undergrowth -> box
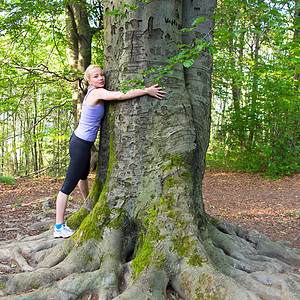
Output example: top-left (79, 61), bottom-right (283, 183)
top-left (206, 146), bottom-right (299, 179)
top-left (0, 175), bottom-right (16, 185)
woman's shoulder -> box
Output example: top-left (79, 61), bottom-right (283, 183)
top-left (88, 87), bottom-right (108, 96)
top-left (85, 88), bottom-right (106, 106)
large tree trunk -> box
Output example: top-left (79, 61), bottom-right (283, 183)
top-left (0, 1), bottom-right (299, 299)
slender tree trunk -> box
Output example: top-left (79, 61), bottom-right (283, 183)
top-left (11, 114), bottom-right (18, 176)
top-left (294, 0), bottom-right (299, 89)
top-left (66, 0), bottom-right (92, 127)
top-left (229, 23), bottom-right (245, 147)
top-left (24, 112), bottom-right (31, 175)
top-left (248, 26), bottom-right (260, 147)
top-left (33, 89), bottom-right (38, 174)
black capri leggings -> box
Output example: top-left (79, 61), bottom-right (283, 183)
top-left (60, 133), bottom-right (94, 195)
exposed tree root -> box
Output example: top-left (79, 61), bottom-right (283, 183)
top-left (0, 214), bottom-right (299, 299)
top-left (114, 266), bottom-right (169, 299)
top-left (171, 258), bottom-right (260, 299)
top-left (203, 216), bottom-right (300, 299)
top-left (0, 231), bottom-right (63, 272)
top-left (0, 230), bottom-right (103, 297)
top-left (1, 178), bottom-right (299, 300)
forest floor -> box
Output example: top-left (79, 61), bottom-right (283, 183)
top-left (0, 168), bottom-right (299, 298)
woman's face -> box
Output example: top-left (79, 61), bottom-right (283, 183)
top-left (88, 67), bottom-right (105, 88)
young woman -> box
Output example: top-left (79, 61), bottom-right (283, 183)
top-left (54, 65), bottom-right (166, 238)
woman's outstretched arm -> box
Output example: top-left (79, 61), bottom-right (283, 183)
top-left (87, 84), bottom-right (166, 105)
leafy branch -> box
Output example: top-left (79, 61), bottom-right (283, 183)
top-left (0, 61), bottom-right (81, 83)
top-left (119, 16), bottom-right (217, 91)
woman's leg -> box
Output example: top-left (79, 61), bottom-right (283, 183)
top-left (54, 191), bottom-right (75, 238)
top-left (56, 191), bottom-right (69, 224)
top-left (78, 179), bottom-right (89, 199)
top-left (57, 134), bottom-right (93, 226)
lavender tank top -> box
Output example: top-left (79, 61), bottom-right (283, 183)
top-left (74, 88), bottom-right (105, 142)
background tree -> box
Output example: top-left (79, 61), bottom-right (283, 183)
top-left (0, 0), bottom-right (299, 299)
top-left (0, 0), bottom-right (103, 177)
top-left (210, 0), bottom-right (300, 176)
top-left (65, 0), bottom-right (104, 125)
top-left (0, 0), bottom-right (73, 177)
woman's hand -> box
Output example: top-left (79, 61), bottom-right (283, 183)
top-left (146, 84), bottom-right (167, 100)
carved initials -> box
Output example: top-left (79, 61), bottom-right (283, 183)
top-left (165, 17), bottom-right (181, 30)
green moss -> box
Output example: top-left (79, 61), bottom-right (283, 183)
top-left (132, 202), bottom-right (167, 278)
top-left (67, 175), bottom-right (104, 229)
top-left (172, 234), bottom-right (206, 267)
top-left (166, 210), bottom-right (179, 220)
top-left (194, 274), bottom-right (223, 300)
top-left (108, 138), bottom-right (116, 175)
top-left (83, 254), bottom-right (94, 263)
top-left (132, 231), bottom-right (165, 279)
top-left (165, 177), bottom-right (181, 189)
top-left (29, 283), bottom-right (40, 290)
top-left (181, 170), bottom-right (191, 180)
top-left (161, 154), bottom-right (193, 194)
top-left (160, 194), bottom-right (176, 209)
top-left (210, 218), bottom-right (220, 225)
top-left (67, 208), bottom-right (90, 229)
top-left (0, 282), bottom-right (6, 290)
top-left (72, 191), bottom-right (111, 243)
top-left (89, 178), bottom-right (104, 203)
top-left (124, 177), bottom-right (132, 187)
top-left (108, 209), bottom-right (126, 229)
top-left (162, 153), bottom-right (185, 171)
top-left (189, 253), bottom-right (205, 266)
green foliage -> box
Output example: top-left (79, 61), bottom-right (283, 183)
top-left (0, 174), bottom-right (16, 185)
top-left (0, 0), bottom-right (103, 177)
top-left (0, 0), bottom-right (74, 177)
top-left (0, 0), bottom-right (298, 180)
top-left (210, 0), bottom-right (299, 177)
top-left (105, 3), bottom-right (138, 18)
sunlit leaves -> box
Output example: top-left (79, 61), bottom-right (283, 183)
top-left (0, 0), bottom-right (73, 177)
top-left (104, 2), bottom-right (138, 18)
top-left (192, 16), bottom-right (205, 26)
top-left (211, 0), bottom-right (300, 176)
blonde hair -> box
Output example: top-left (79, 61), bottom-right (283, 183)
top-left (84, 65), bottom-right (102, 81)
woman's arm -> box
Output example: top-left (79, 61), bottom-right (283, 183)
top-left (87, 84), bottom-right (166, 105)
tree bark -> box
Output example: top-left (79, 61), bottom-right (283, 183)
top-left (66, 0), bottom-right (92, 126)
top-left (0, 0), bottom-right (299, 299)
top-left (293, 0), bottom-right (299, 89)
top-left (228, 7), bottom-right (246, 148)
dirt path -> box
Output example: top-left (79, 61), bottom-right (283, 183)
top-left (0, 169), bottom-right (299, 249)
top-left (203, 169), bottom-right (300, 249)
top-left (0, 176), bottom-right (84, 242)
